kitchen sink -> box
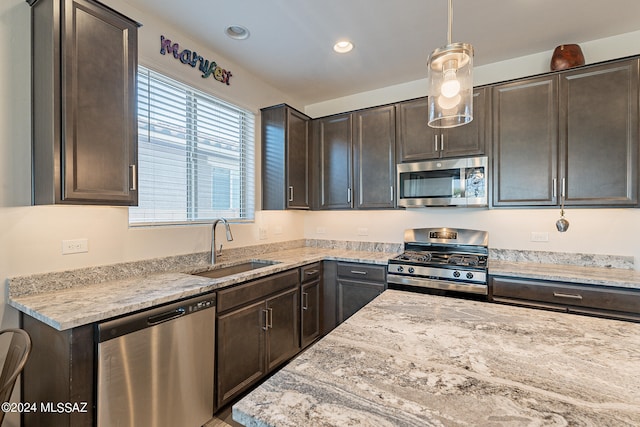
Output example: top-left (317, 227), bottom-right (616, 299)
top-left (193, 260), bottom-right (278, 279)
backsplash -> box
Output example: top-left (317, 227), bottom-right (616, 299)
top-left (305, 239), bottom-right (403, 253)
top-left (490, 248), bottom-right (634, 270)
top-left (7, 238), bottom-right (633, 298)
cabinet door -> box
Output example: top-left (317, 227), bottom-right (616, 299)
top-left (337, 279), bottom-right (384, 323)
top-left (287, 108), bottom-right (310, 208)
top-left (315, 114), bottom-right (353, 209)
top-left (492, 75), bottom-right (559, 206)
top-left (560, 59), bottom-right (639, 206)
top-left (216, 300), bottom-right (266, 408)
top-left (321, 261), bottom-right (338, 335)
top-left (266, 287), bottom-right (300, 371)
top-left (301, 279), bottom-right (322, 348)
top-left (62, 0), bottom-right (138, 204)
top-left (353, 105), bottom-right (396, 209)
top-left (442, 88), bottom-right (488, 158)
top-left (396, 97), bottom-right (439, 161)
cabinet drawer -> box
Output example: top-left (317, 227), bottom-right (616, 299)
top-left (301, 262), bottom-right (321, 283)
top-left (217, 270), bottom-right (298, 313)
top-left (337, 262), bottom-right (386, 282)
top-left (492, 276), bottom-right (640, 314)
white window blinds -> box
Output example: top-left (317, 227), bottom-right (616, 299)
top-left (129, 67), bottom-right (255, 225)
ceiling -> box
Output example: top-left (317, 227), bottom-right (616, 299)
top-left (122, 0), bottom-right (640, 106)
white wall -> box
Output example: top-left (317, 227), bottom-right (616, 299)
top-left (0, 0), bottom-right (306, 333)
top-left (305, 30), bottom-right (640, 117)
top-left (2, 0), bottom-right (640, 336)
top-left (303, 31), bottom-right (640, 268)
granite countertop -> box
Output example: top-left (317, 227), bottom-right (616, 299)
top-left (489, 260), bottom-right (640, 289)
top-left (8, 241), bottom-right (640, 331)
top-left (233, 289), bottom-right (640, 426)
top-left (7, 247), bottom-right (394, 331)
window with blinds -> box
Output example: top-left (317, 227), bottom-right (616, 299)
top-left (129, 67), bottom-right (255, 225)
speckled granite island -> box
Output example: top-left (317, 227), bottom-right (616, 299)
top-left (233, 290), bottom-right (640, 426)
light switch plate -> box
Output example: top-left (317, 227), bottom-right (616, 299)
top-left (530, 232), bottom-right (549, 242)
top-left (62, 238), bottom-right (89, 254)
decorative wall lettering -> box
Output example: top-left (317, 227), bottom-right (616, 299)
top-left (160, 35), bottom-right (233, 85)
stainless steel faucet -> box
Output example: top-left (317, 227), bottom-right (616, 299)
top-left (211, 218), bottom-right (234, 264)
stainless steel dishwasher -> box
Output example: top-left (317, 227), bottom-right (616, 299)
top-left (96, 293), bottom-right (216, 427)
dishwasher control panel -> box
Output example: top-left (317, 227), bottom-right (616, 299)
top-left (188, 297), bottom-right (216, 313)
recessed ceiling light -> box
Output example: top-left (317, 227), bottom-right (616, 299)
top-left (333, 40), bottom-right (354, 53)
top-left (225, 25), bottom-right (250, 40)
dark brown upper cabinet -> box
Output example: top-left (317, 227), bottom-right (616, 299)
top-left (559, 59), bottom-right (639, 206)
top-left (396, 88), bottom-right (488, 162)
top-left (312, 113), bottom-right (353, 210)
top-left (492, 75), bottom-right (559, 206)
top-left (353, 105), bottom-right (396, 209)
top-left (493, 57), bottom-right (639, 207)
top-left (261, 104), bottom-right (311, 210)
top-left (29, 0), bottom-right (140, 205)
top-left (311, 105), bottom-right (396, 210)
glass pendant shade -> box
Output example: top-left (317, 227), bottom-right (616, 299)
top-left (427, 42), bottom-right (473, 128)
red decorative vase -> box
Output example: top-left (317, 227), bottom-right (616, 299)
top-left (550, 44), bottom-right (585, 71)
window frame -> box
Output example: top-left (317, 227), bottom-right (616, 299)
top-left (129, 66), bottom-right (256, 227)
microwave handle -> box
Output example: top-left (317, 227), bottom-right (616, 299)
top-left (460, 167), bottom-right (467, 198)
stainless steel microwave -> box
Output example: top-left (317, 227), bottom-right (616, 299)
top-left (397, 156), bottom-right (488, 207)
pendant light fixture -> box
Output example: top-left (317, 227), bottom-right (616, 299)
top-left (427, 0), bottom-right (474, 128)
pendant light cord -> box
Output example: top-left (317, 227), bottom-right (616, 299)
top-left (447, 0), bottom-right (453, 45)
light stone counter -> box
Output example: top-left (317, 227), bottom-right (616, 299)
top-left (489, 260), bottom-right (640, 289)
top-left (7, 246), bottom-right (395, 330)
top-left (233, 289), bottom-right (640, 427)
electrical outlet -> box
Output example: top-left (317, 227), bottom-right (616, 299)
top-left (273, 226), bottom-right (283, 235)
top-left (316, 227), bottom-right (327, 234)
top-left (62, 238), bottom-right (89, 255)
top-left (357, 227), bottom-right (369, 236)
top-left (530, 232), bottom-right (549, 242)
top-left (258, 228), bottom-right (268, 240)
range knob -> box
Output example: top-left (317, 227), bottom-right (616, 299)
top-left (408, 267), bottom-right (415, 274)
top-left (466, 272), bottom-right (474, 280)
top-left (453, 271), bottom-right (461, 278)
top-left (397, 266), bottom-right (404, 273)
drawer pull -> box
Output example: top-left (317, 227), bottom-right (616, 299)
top-left (302, 292), bottom-right (309, 310)
top-left (350, 270), bottom-right (368, 275)
top-left (267, 308), bottom-right (273, 329)
top-left (553, 292), bottom-right (583, 300)
top-left (262, 309), bottom-right (269, 331)
top-left (305, 270), bottom-right (319, 275)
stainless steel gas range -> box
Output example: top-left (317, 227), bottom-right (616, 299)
top-left (388, 227), bottom-right (489, 295)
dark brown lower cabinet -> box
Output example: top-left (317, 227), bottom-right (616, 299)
top-left (215, 270), bottom-right (300, 409)
top-left (21, 317), bottom-right (94, 427)
top-left (300, 263), bottom-right (322, 348)
top-left (336, 262), bottom-right (387, 324)
top-left (491, 276), bottom-right (640, 322)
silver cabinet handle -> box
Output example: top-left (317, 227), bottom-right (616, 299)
top-left (552, 178), bottom-right (557, 198)
top-left (561, 178), bottom-right (566, 199)
top-left (267, 307), bottom-right (273, 329)
top-left (553, 292), bottom-right (583, 300)
top-left (262, 309), bottom-right (269, 331)
top-left (288, 186), bottom-right (294, 202)
top-left (347, 188), bottom-right (352, 203)
top-left (350, 270), bottom-right (368, 275)
top-left (302, 292), bottom-right (309, 310)
top-left (390, 186), bottom-right (394, 202)
top-left (440, 133), bottom-right (444, 151)
top-left (129, 165), bottom-right (137, 191)
top-left (305, 270), bottom-right (319, 276)
top-left (434, 134), bottom-right (439, 152)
